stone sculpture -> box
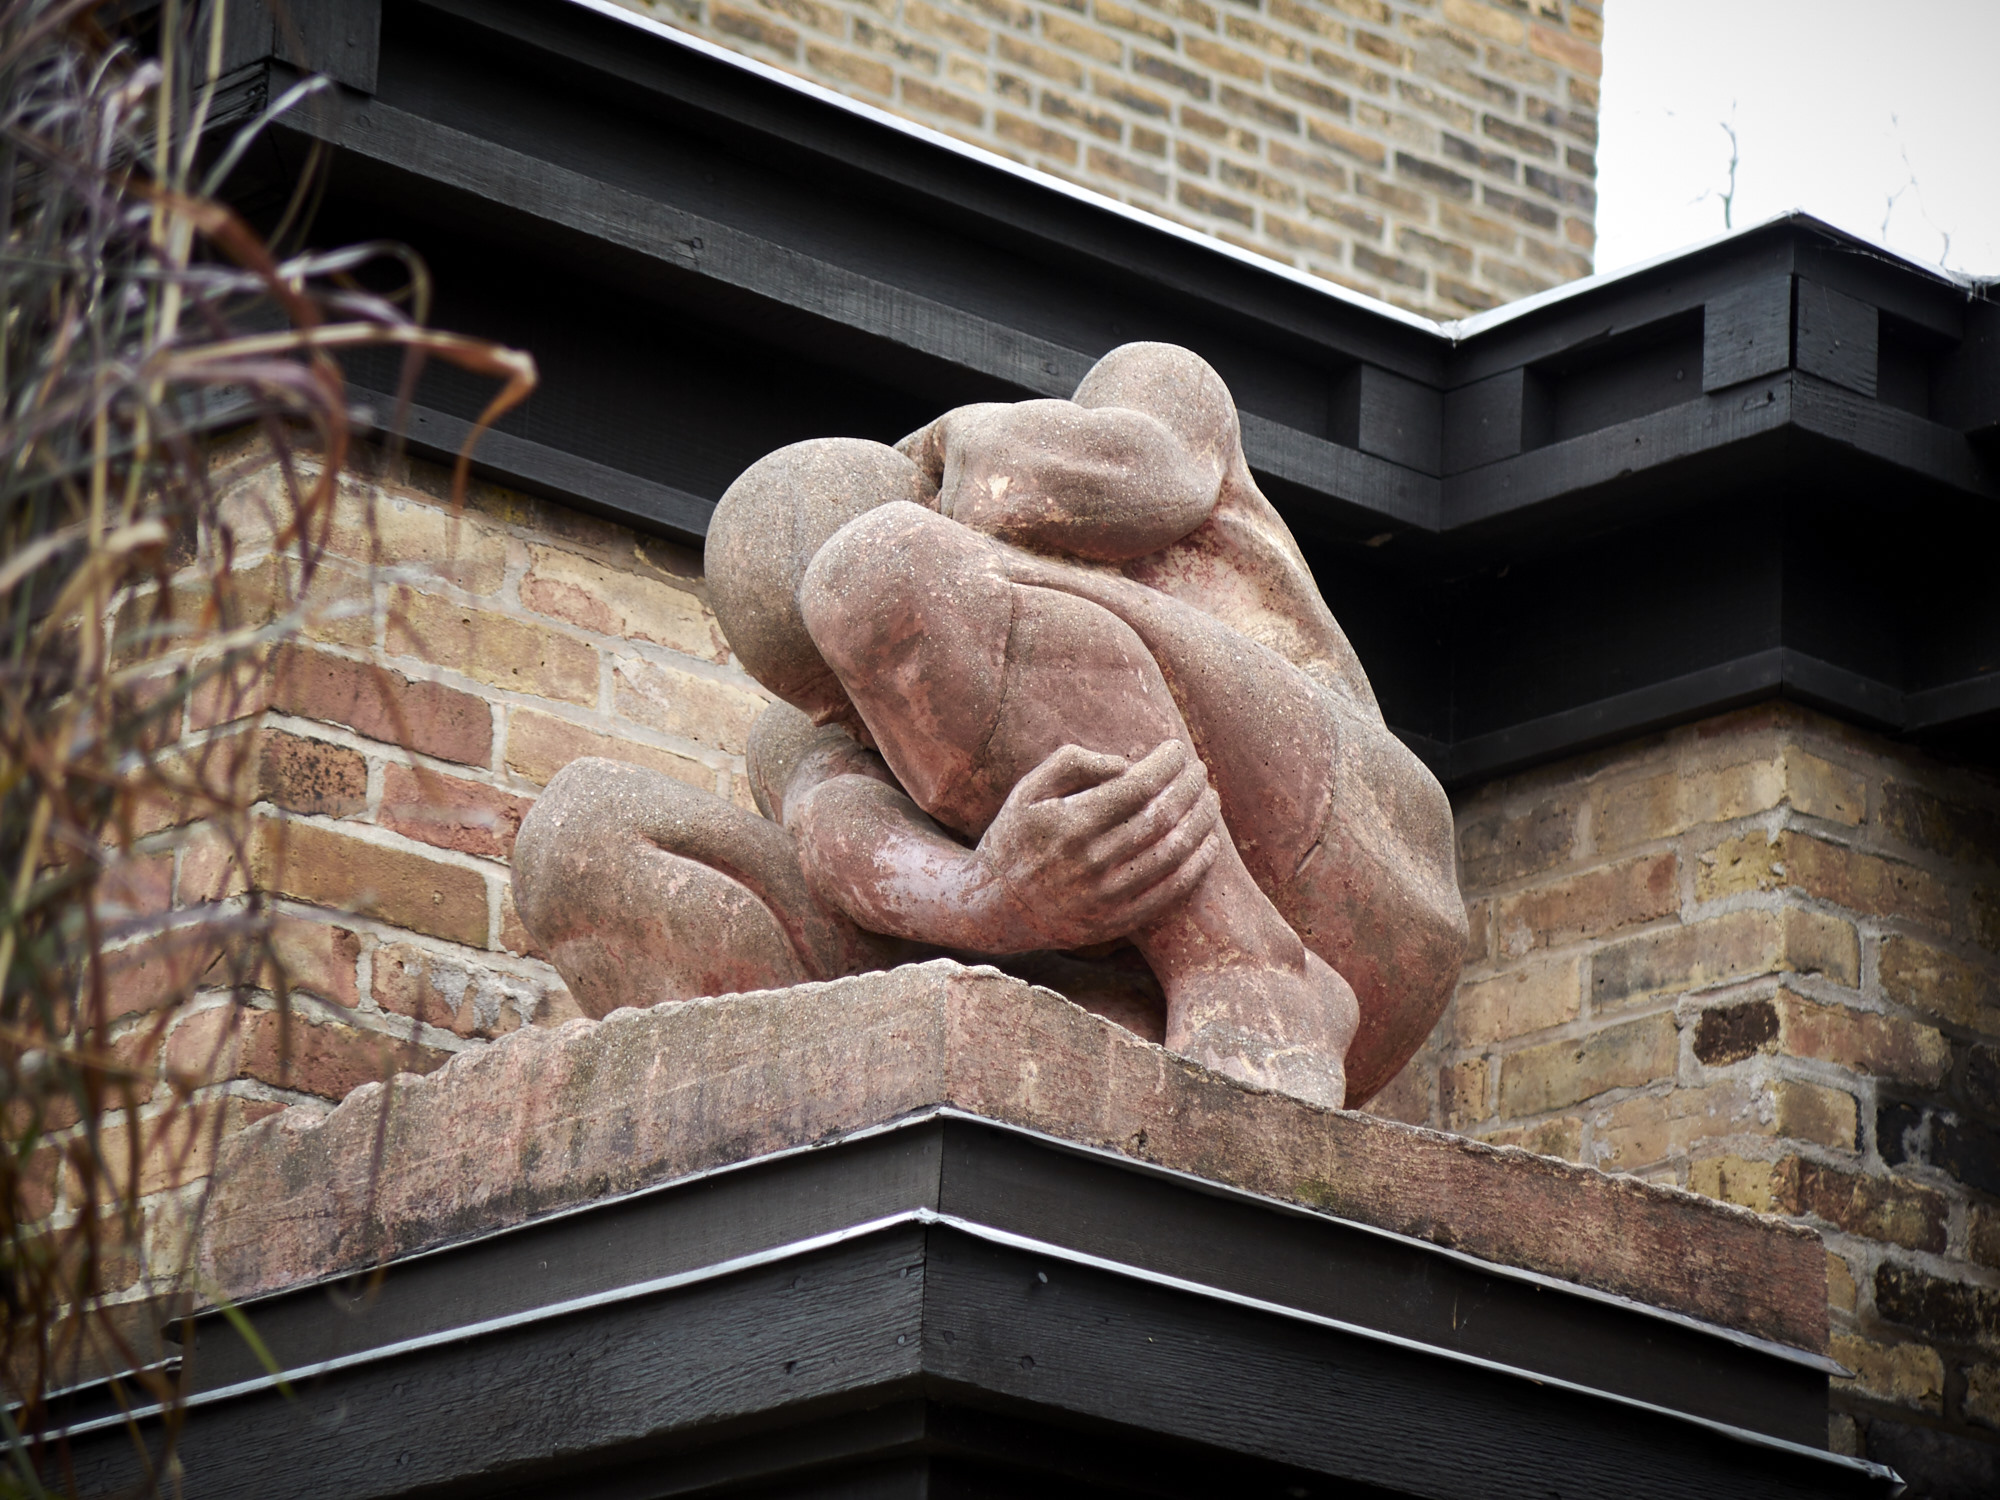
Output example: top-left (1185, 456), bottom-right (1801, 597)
top-left (513, 343), bottom-right (1465, 1107)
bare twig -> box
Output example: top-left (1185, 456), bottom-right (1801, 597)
top-left (0, 2), bottom-right (535, 1489)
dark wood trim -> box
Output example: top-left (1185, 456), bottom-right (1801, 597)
top-left (205, 0), bottom-right (2000, 787)
top-left (52, 1115), bottom-right (1897, 1499)
top-left (361, 394), bottom-right (717, 544)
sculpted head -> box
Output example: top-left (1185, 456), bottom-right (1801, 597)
top-left (1073, 342), bottom-right (1246, 487)
top-left (706, 437), bottom-right (932, 734)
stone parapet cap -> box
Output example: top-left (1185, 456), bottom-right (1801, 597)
top-left (200, 960), bottom-right (1828, 1352)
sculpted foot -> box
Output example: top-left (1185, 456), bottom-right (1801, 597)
top-left (1138, 843), bottom-right (1359, 1108)
top-left (1173, 952), bottom-right (1357, 1108)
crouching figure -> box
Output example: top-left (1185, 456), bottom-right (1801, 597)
top-left (512, 343), bottom-right (1465, 1108)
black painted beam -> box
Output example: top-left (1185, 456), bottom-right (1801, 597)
top-left (49, 1115), bottom-right (1895, 1499)
top-left (207, 0), bottom-right (2000, 785)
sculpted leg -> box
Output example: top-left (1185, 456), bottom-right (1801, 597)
top-left (800, 501), bottom-right (1358, 1105)
top-left (512, 756), bottom-right (898, 1019)
top-left (992, 555), bottom-right (1465, 1106)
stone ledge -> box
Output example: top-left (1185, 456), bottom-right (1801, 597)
top-left (200, 959), bottom-right (1827, 1351)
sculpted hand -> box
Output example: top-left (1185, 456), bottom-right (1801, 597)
top-left (975, 740), bottom-right (1223, 950)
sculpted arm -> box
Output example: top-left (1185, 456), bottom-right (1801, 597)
top-left (900, 400), bottom-right (1222, 561)
top-left (786, 740), bottom-right (1224, 955)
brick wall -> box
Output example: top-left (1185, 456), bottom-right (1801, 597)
top-left (70, 435), bottom-right (776, 1353)
top-left (611, 0), bottom-right (1600, 315)
top-left (86, 435), bottom-right (1999, 1491)
top-left (1365, 703), bottom-right (2000, 1487)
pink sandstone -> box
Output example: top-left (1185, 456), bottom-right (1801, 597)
top-left (198, 960), bottom-right (1828, 1353)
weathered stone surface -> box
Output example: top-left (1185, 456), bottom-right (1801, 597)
top-left (517, 344), bottom-right (1465, 1112)
top-left (199, 961), bottom-right (1828, 1352)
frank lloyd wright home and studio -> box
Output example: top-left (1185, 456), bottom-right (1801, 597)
top-left (53, 2), bottom-right (2000, 1496)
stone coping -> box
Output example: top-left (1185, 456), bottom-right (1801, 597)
top-left (200, 960), bottom-right (1828, 1352)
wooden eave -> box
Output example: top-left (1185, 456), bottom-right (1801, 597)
top-left (214, 0), bottom-right (2000, 785)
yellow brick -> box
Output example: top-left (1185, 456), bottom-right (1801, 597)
top-left (805, 42), bottom-right (893, 95)
top-left (1451, 956), bottom-right (1580, 1045)
top-left (1594, 757), bottom-right (1783, 851)
top-left (1972, 886), bottom-right (2000, 953)
top-left (1440, 1055), bottom-right (1489, 1131)
top-left (326, 483), bottom-right (510, 595)
top-left (1590, 910), bottom-right (1780, 1009)
top-left (519, 547), bottom-right (731, 662)
top-left (1269, 0), bottom-right (1346, 42)
top-left (1494, 853), bottom-right (1677, 954)
top-left (612, 657), bottom-right (770, 753)
top-left (906, 0), bottom-right (990, 50)
top-left (1696, 824), bottom-right (1944, 928)
top-left (1788, 833), bottom-right (1950, 928)
top-left (1688, 1154), bottom-right (1778, 1212)
top-left (1224, 15), bottom-right (1307, 63)
top-left (1591, 1080), bottom-right (1762, 1175)
top-left (997, 33), bottom-right (1085, 87)
top-left (291, 562), bottom-right (372, 651)
top-left (1184, 35), bottom-right (1264, 81)
top-left (389, 589), bottom-right (599, 706)
top-left (1042, 11), bottom-right (1123, 62)
top-left (1696, 830), bottom-right (1784, 902)
top-left (1498, 1012), bottom-right (1677, 1117)
top-left (1831, 1333), bottom-right (1943, 1414)
top-left (1827, 1250), bottom-right (1858, 1314)
top-left (1782, 907), bottom-right (1859, 987)
top-left (1362, 1058), bottom-right (1431, 1126)
top-left (1978, 1200), bottom-right (2000, 1273)
top-left (762, 0), bottom-right (843, 37)
top-left (1441, 0), bottom-right (1524, 47)
top-left (1530, 22), bottom-right (1601, 78)
top-left (1879, 935), bottom-right (1999, 1032)
top-left (260, 819), bottom-right (491, 947)
top-left (1593, 907), bottom-right (1854, 1010)
top-left (504, 708), bottom-right (716, 792)
top-left (1478, 1116), bottom-right (1582, 1160)
top-left (1775, 990), bottom-right (1951, 1088)
top-left (1771, 1078), bottom-right (1857, 1150)
top-left (1783, 745), bottom-right (1867, 825)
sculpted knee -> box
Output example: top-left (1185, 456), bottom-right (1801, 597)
top-left (514, 759), bottom-right (818, 1017)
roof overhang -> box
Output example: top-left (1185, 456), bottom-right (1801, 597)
top-left (50, 1112), bottom-right (1897, 1498)
top-left (218, 0), bottom-right (2000, 785)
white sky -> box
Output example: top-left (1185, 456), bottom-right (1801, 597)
top-left (1596, 0), bottom-right (2000, 280)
